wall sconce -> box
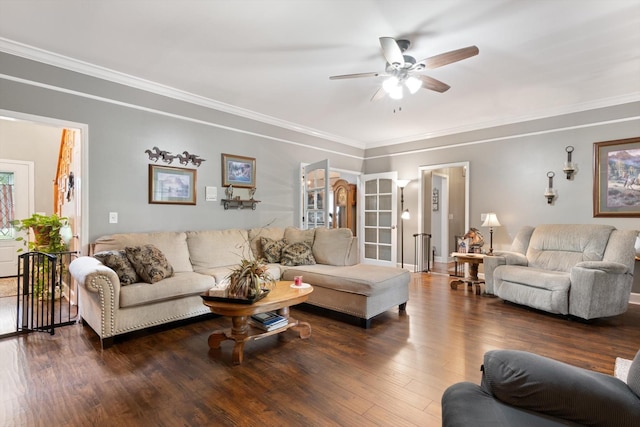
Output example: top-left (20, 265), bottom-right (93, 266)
top-left (397, 179), bottom-right (410, 268)
top-left (544, 171), bottom-right (556, 204)
top-left (563, 145), bottom-right (576, 179)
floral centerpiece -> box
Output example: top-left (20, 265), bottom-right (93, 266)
top-left (227, 258), bottom-right (275, 299)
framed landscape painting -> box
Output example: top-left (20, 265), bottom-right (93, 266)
top-left (149, 165), bottom-right (196, 205)
top-left (222, 153), bottom-right (256, 188)
top-left (593, 137), bottom-right (640, 217)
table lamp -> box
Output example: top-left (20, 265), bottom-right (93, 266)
top-left (481, 213), bottom-right (501, 255)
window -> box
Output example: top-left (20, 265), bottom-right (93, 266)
top-left (0, 172), bottom-right (15, 239)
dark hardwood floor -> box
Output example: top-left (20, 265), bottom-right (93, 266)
top-left (1, 272), bottom-right (639, 426)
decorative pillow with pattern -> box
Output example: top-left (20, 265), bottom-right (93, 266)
top-left (93, 250), bottom-right (140, 285)
top-left (124, 244), bottom-right (174, 284)
top-left (280, 242), bottom-right (316, 266)
top-left (260, 237), bottom-right (287, 263)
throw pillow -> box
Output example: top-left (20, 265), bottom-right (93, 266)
top-left (627, 349), bottom-right (640, 397)
top-left (260, 237), bottom-right (287, 263)
top-left (93, 250), bottom-right (140, 285)
top-left (280, 242), bottom-right (316, 266)
top-left (125, 244), bottom-right (174, 284)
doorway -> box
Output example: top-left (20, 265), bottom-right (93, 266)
top-left (0, 111), bottom-right (87, 337)
top-left (419, 162), bottom-right (469, 275)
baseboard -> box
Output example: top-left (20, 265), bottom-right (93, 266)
top-left (629, 292), bottom-right (640, 305)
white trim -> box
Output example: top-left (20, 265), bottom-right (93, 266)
top-left (0, 73), bottom-right (363, 161)
top-left (2, 37), bottom-right (638, 152)
top-left (0, 37), bottom-right (364, 150)
top-left (365, 116), bottom-right (640, 160)
top-left (629, 293), bottom-right (640, 305)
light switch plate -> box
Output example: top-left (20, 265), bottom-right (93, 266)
top-left (205, 186), bottom-right (217, 201)
top-left (109, 212), bottom-right (118, 223)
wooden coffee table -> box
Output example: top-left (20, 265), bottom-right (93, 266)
top-left (202, 281), bottom-right (313, 364)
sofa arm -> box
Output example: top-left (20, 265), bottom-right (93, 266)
top-left (481, 349), bottom-right (640, 426)
top-left (69, 256), bottom-right (121, 293)
top-left (483, 252), bottom-right (527, 295)
top-left (569, 263), bottom-right (633, 319)
top-left (575, 260), bottom-right (629, 275)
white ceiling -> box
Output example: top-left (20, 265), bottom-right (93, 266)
top-left (1, 0), bottom-right (639, 149)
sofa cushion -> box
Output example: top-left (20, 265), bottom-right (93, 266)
top-left (186, 229), bottom-right (248, 269)
top-left (260, 237), bottom-right (287, 263)
top-left (248, 227), bottom-right (285, 260)
top-left (494, 266), bottom-right (571, 292)
top-left (481, 349), bottom-right (640, 427)
top-left (284, 227), bottom-right (315, 245)
top-left (93, 250), bottom-right (140, 285)
top-left (281, 264), bottom-right (409, 297)
top-left (92, 231), bottom-right (193, 273)
top-left (526, 224), bottom-right (614, 272)
top-left (125, 244), bottom-right (174, 284)
top-left (628, 349), bottom-right (640, 398)
top-left (312, 227), bottom-right (357, 266)
top-left (281, 242), bottom-right (316, 266)
top-left (119, 271), bottom-right (214, 307)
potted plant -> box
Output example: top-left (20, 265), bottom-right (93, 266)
top-left (11, 213), bottom-right (70, 299)
top-left (11, 213), bottom-right (69, 253)
top-left (227, 258), bottom-right (275, 300)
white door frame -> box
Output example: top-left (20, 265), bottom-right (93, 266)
top-left (418, 162), bottom-right (469, 265)
top-left (0, 109), bottom-right (89, 255)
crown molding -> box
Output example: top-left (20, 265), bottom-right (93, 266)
top-left (0, 37), bottom-right (366, 150)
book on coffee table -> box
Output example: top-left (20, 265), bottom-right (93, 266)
top-left (249, 318), bottom-right (289, 331)
top-left (251, 311), bottom-right (286, 326)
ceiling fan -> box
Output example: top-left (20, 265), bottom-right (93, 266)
top-left (329, 37), bottom-right (479, 101)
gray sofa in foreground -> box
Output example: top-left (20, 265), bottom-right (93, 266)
top-left (442, 349), bottom-right (640, 427)
top-left (484, 224), bottom-right (638, 319)
top-left (69, 226), bottom-right (410, 347)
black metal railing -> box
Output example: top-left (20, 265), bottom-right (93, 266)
top-left (17, 251), bottom-right (79, 335)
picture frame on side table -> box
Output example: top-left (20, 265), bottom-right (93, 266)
top-left (222, 154), bottom-right (256, 188)
top-left (593, 137), bottom-right (640, 217)
top-left (149, 164), bottom-right (197, 205)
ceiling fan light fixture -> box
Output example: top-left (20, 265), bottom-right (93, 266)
top-left (382, 76), bottom-right (399, 94)
top-left (405, 76), bottom-right (422, 94)
top-left (389, 85), bottom-right (403, 100)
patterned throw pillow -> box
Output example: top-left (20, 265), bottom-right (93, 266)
top-left (93, 250), bottom-right (140, 285)
top-left (260, 237), bottom-right (287, 263)
top-left (280, 242), bottom-right (316, 266)
top-left (124, 244), bottom-right (174, 284)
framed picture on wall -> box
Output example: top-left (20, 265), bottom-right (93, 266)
top-left (149, 165), bottom-right (197, 205)
top-left (593, 137), bottom-right (640, 217)
top-left (221, 153), bottom-right (256, 188)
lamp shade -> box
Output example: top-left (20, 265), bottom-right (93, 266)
top-left (482, 213), bottom-right (501, 228)
top-left (396, 179), bottom-right (410, 188)
top-left (401, 209), bottom-right (410, 220)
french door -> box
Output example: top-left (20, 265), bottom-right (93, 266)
top-left (302, 159), bottom-right (330, 230)
top-left (360, 172), bottom-right (398, 267)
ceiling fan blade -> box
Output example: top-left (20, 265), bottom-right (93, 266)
top-left (419, 46), bottom-right (479, 70)
top-left (418, 75), bottom-right (450, 93)
top-left (329, 72), bottom-right (381, 80)
top-left (379, 37), bottom-right (405, 69)
top-left (370, 87), bottom-right (386, 102)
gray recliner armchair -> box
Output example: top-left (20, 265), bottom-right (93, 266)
top-left (484, 224), bottom-right (638, 319)
top-left (442, 349), bottom-right (640, 427)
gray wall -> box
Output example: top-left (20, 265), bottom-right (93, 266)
top-left (0, 52), bottom-right (364, 243)
top-left (1, 51), bottom-right (638, 268)
top-left (365, 102), bottom-right (640, 266)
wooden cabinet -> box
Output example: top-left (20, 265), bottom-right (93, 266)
top-left (332, 179), bottom-right (356, 235)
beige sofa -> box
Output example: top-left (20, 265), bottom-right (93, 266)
top-left (69, 227), bottom-right (410, 347)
